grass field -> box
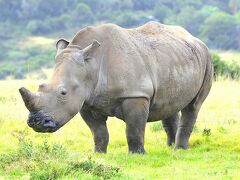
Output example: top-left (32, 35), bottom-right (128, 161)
top-left (0, 78), bottom-right (240, 179)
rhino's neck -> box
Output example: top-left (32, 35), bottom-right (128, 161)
top-left (85, 53), bottom-right (107, 105)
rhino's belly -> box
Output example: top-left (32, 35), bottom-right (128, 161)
top-left (148, 101), bottom-right (186, 122)
top-left (148, 97), bottom-right (192, 122)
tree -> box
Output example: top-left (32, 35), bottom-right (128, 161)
top-left (0, 0), bottom-right (22, 21)
top-left (200, 12), bottom-right (240, 50)
top-left (153, 4), bottom-right (173, 22)
top-left (73, 3), bottom-right (95, 25)
top-left (115, 11), bottom-right (146, 27)
top-left (132, 0), bottom-right (156, 10)
top-left (172, 6), bottom-right (220, 36)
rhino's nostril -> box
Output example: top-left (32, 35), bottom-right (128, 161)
top-left (44, 119), bottom-right (50, 123)
top-left (43, 119), bottom-right (56, 128)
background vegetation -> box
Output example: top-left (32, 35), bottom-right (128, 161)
top-left (1, 0), bottom-right (240, 79)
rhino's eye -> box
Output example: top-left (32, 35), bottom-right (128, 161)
top-left (61, 90), bottom-right (67, 95)
top-left (58, 87), bottom-right (67, 96)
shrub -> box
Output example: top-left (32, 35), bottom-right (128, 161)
top-left (228, 60), bottom-right (240, 79)
top-left (69, 156), bottom-right (121, 179)
top-left (211, 53), bottom-right (240, 79)
top-left (0, 133), bottom-right (123, 179)
top-left (211, 53), bottom-right (228, 78)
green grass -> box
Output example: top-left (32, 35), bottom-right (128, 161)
top-left (0, 79), bottom-right (240, 179)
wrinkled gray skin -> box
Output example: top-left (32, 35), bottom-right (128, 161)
top-left (19, 22), bottom-right (213, 153)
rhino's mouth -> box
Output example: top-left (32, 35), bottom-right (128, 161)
top-left (27, 112), bottom-right (59, 133)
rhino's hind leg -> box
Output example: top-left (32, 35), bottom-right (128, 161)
top-left (162, 113), bottom-right (179, 146)
top-left (121, 98), bottom-right (150, 154)
top-left (80, 107), bottom-right (109, 153)
top-left (175, 56), bottom-right (213, 149)
top-left (175, 107), bottom-right (198, 149)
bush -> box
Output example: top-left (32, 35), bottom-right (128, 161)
top-left (211, 53), bottom-right (240, 79)
top-left (211, 53), bottom-right (228, 77)
top-left (0, 135), bottom-right (123, 179)
top-left (228, 61), bottom-right (240, 79)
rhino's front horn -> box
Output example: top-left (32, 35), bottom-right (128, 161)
top-left (19, 87), bottom-right (40, 112)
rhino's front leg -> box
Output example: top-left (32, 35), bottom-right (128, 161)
top-left (121, 98), bottom-right (149, 154)
top-left (80, 107), bottom-right (109, 153)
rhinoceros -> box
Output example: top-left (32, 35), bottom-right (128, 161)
top-left (19, 22), bottom-right (213, 153)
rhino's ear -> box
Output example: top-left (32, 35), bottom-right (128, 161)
top-left (82, 40), bottom-right (100, 60)
top-left (56, 38), bottom-right (69, 54)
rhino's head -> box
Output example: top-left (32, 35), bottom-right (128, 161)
top-left (19, 39), bottom-right (100, 133)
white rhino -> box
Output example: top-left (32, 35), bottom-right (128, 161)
top-left (19, 22), bottom-right (213, 153)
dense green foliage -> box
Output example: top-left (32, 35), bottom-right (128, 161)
top-left (1, 0), bottom-right (240, 48)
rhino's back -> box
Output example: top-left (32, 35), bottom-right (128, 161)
top-left (71, 22), bottom-right (211, 120)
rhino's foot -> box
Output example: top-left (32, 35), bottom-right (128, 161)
top-left (175, 126), bottom-right (193, 150)
top-left (94, 137), bottom-right (109, 153)
top-left (164, 128), bottom-right (177, 147)
top-left (94, 148), bottom-right (107, 153)
top-left (174, 145), bottom-right (188, 150)
top-left (129, 149), bottom-right (145, 154)
top-left (127, 138), bottom-right (145, 154)
top-left (167, 138), bottom-right (175, 147)
top-left (164, 127), bottom-right (176, 147)
top-left (162, 113), bottom-right (179, 147)
top-left (175, 103), bottom-right (199, 150)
